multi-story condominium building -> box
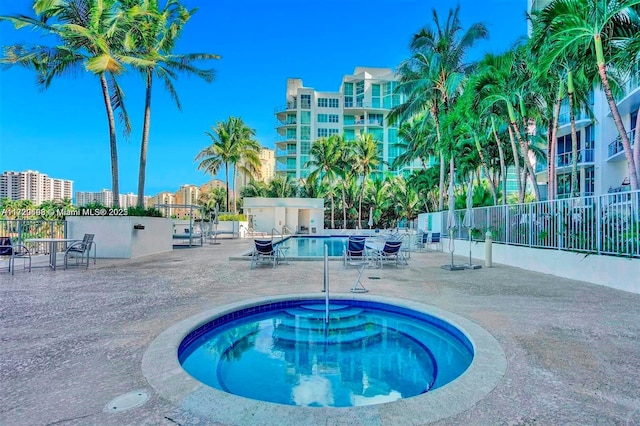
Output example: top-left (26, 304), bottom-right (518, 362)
top-left (529, 1), bottom-right (638, 198)
top-left (1, 170), bottom-right (73, 203)
top-left (235, 147), bottom-right (276, 192)
top-left (274, 67), bottom-right (419, 181)
top-left (148, 191), bottom-right (176, 217)
top-left (75, 190), bottom-right (149, 208)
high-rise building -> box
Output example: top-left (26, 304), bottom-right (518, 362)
top-left (75, 189), bottom-right (114, 206)
top-left (528, 2), bottom-right (638, 198)
top-left (274, 67), bottom-right (420, 181)
top-left (235, 147), bottom-right (276, 192)
top-left (0, 170), bottom-right (73, 203)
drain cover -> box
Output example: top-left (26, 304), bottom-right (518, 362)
top-left (105, 390), bottom-right (149, 413)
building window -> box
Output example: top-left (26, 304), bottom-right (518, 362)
top-left (344, 82), bottom-right (353, 96)
top-left (301, 126), bottom-right (310, 140)
top-left (328, 128), bottom-right (339, 136)
top-left (318, 114), bottom-right (328, 123)
top-left (585, 166), bottom-right (594, 195)
top-left (317, 128), bottom-right (328, 138)
top-left (328, 98), bottom-right (339, 108)
top-left (318, 98), bottom-right (328, 108)
top-left (328, 114), bottom-right (339, 123)
top-left (344, 129), bottom-right (355, 140)
top-left (286, 128), bottom-right (297, 139)
top-left (356, 80), bottom-right (364, 96)
top-left (345, 97), bottom-right (353, 108)
top-left (344, 115), bottom-right (355, 125)
top-left (301, 111), bottom-right (311, 124)
top-left (301, 141), bottom-right (311, 155)
top-left (301, 94), bottom-right (311, 109)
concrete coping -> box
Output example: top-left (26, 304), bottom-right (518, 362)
top-left (142, 293), bottom-right (507, 424)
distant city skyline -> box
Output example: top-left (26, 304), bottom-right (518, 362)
top-left (0, 0), bottom-right (527, 195)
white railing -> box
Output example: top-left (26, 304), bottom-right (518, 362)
top-left (424, 190), bottom-right (639, 258)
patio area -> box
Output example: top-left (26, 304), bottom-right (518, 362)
top-left (1, 238), bottom-right (639, 425)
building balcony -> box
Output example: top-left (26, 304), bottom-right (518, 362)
top-left (343, 119), bottom-right (366, 127)
top-left (275, 134), bottom-right (297, 143)
top-left (343, 101), bottom-right (387, 111)
top-left (535, 148), bottom-right (595, 173)
top-left (275, 118), bottom-right (297, 128)
top-left (608, 128), bottom-right (636, 161)
top-left (276, 147), bottom-right (297, 157)
top-left (274, 102), bottom-right (297, 113)
top-left (610, 73), bottom-right (640, 116)
top-left (275, 164), bottom-right (297, 173)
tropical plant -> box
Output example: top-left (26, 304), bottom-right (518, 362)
top-left (195, 117), bottom-right (261, 213)
top-left (122, 0), bottom-right (219, 207)
top-left (352, 133), bottom-right (380, 228)
top-left (0, 0), bottom-right (139, 207)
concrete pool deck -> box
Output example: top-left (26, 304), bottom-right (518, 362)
top-left (1, 238), bottom-right (639, 425)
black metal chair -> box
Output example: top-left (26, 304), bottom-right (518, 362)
top-left (250, 239), bottom-right (279, 269)
top-left (64, 234), bottom-right (95, 270)
top-left (0, 237), bottom-right (31, 275)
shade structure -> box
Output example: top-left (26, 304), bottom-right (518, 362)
top-left (368, 207), bottom-right (373, 229)
top-left (462, 179), bottom-right (481, 269)
top-left (442, 179), bottom-right (464, 271)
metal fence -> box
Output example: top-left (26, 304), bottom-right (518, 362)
top-left (430, 189), bottom-right (639, 258)
top-left (0, 219), bottom-right (67, 255)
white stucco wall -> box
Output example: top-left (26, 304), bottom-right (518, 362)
top-left (244, 197), bottom-right (325, 234)
top-left (443, 237), bottom-right (640, 294)
top-left (67, 216), bottom-right (173, 258)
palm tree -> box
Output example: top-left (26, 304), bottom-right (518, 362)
top-left (352, 133), bottom-right (380, 228)
top-left (196, 117), bottom-right (260, 213)
top-left (123, 0), bottom-right (220, 207)
top-left (391, 6), bottom-right (488, 210)
top-left (305, 135), bottom-right (345, 229)
top-left (534, 0), bottom-right (640, 190)
top-left (0, 0), bottom-right (139, 207)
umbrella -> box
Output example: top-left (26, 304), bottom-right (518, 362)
top-left (462, 179), bottom-right (481, 269)
top-left (442, 178), bottom-right (463, 271)
top-left (368, 207), bottom-right (373, 229)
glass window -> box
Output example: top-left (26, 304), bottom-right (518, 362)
top-left (301, 94), bottom-right (311, 109)
top-left (370, 128), bottom-right (383, 141)
top-left (344, 96), bottom-right (353, 108)
top-left (286, 128), bottom-right (297, 139)
top-left (317, 114), bottom-right (328, 123)
top-left (301, 141), bottom-right (311, 155)
top-left (344, 115), bottom-right (355, 125)
top-left (372, 98), bottom-right (380, 108)
top-left (369, 113), bottom-right (383, 125)
top-left (356, 81), bottom-right (364, 95)
top-left (317, 128), bottom-right (328, 138)
top-left (318, 98), bottom-right (328, 108)
top-left (631, 110), bottom-right (638, 131)
top-left (344, 129), bottom-right (355, 140)
top-left (372, 84), bottom-right (380, 97)
top-left (388, 128), bottom-right (398, 143)
top-left (344, 82), bottom-right (353, 96)
top-left (329, 98), bottom-right (339, 108)
top-left (356, 95), bottom-right (364, 107)
top-left (585, 166), bottom-right (594, 195)
top-left (328, 128), bottom-right (339, 136)
top-left (301, 126), bottom-right (310, 140)
top-left (301, 111), bottom-right (311, 124)
top-left (329, 114), bottom-right (339, 123)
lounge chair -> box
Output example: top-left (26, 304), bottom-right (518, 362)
top-left (0, 237), bottom-right (31, 275)
top-left (343, 236), bottom-right (367, 266)
top-left (427, 232), bottom-right (441, 251)
top-left (64, 234), bottom-right (95, 270)
top-left (372, 240), bottom-right (408, 269)
top-left (251, 239), bottom-right (281, 269)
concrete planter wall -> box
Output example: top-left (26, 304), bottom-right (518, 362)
top-left (67, 216), bottom-right (173, 258)
top-left (443, 237), bottom-right (640, 294)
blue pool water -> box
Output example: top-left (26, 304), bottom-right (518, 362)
top-left (179, 299), bottom-right (473, 407)
top-left (274, 236), bottom-right (348, 257)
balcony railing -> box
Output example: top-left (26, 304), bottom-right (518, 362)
top-left (343, 101), bottom-right (386, 109)
top-left (274, 102), bottom-right (297, 112)
top-left (275, 134), bottom-right (297, 143)
top-left (608, 128), bottom-right (636, 158)
top-left (556, 148), bottom-right (594, 167)
top-left (275, 119), bottom-right (297, 127)
top-left (276, 147), bottom-right (297, 157)
top-left (558, 110), bottom-right (588, 126)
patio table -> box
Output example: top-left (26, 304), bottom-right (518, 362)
top-left (24, 238), bottom-right (80, 271)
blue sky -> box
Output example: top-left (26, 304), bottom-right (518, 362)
top-left (0, 0), bottom-right (527, 196)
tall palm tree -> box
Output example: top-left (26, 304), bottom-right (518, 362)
top-left (123, 0), bottom-right (220, 207)
top-left (305, 135), bottom-right (345, 229)
top-left (391, 6), bottom-right (488, 210)
top-left (195, 117), bottom-right (260, 212)
top-left (1, 0), bottom-right (137, 207)
top-left (352, 133), bottom-right (380, 228)
top-left (535, 0), bottom-right (640, 190)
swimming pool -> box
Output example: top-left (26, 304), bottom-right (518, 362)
top-left (274, 236), bottom-right (349, 258)
top-left (179, 298), bottom-right (473, 407)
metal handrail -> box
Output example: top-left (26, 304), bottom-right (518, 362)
top-left (282, 226), bottom-right (294, 235)
top-left (271, 228), bottom-right (284, 241)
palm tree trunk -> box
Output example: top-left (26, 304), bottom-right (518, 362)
top-left (473, 134), bottom-right (497, 205)
top-left (595, 36), bottom-right (639, 190)
top-left (99, 74), bottom-right (120, 208)
top-left (634, 106), bottom-right (640, 181)
top-left (225, 162), bottom-right (229, 212)
top-left (330, 195), bottom-right (335, 229)
top-left (431, 106), bottom-right (445, 211)
top-left (342, 186), bottom-right (347, 229)
top-left (137, 69), bottom-right (152, 208)
top-left (568, 71), bottom-right (579, 197)
top-left (491, 117), bottom-right (507, 204)
top-left (510, 121), bottom-right (541, 201)
top-left (507, 125), bottom-right (523, 202)
top-left (232, 167), bottom-right (237, 214)
top-left (549, 93), bottom-right (562, 201)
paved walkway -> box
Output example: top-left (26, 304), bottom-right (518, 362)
top-left (1, 238), bottom-right (639, 425)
